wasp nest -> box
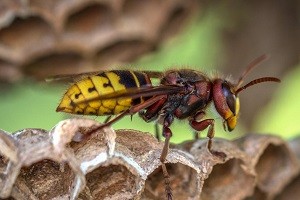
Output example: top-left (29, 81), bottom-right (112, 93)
top-left (0, 118), bottom-right (299, 200)
top-left (0, 0), bottom-right (200, 82)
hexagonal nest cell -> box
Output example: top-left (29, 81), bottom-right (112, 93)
top-left (144, 162), bottom-right (200, 199)
top-left (18, 160), bottom-right (74, 199)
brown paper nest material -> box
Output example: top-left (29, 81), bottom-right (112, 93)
top-left (0, 118), bottom-right (299, 200)
top-left (0, 0), bottom-right (200, 82)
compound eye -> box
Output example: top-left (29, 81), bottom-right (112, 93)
top-left (222, 82), bottom-right (237, 115)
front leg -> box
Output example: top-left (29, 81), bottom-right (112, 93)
top-left (189, 114), bottom-right (226, 159)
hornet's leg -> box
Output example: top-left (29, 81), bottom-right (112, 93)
top-left (155, 123), bottom-right (161, 141)
top-left (193, 131), bottom-right (199, 140)
top-left (189, 114), bottom-right (226, 159)
top-left (104, 116), bottom-right (112, 123)
top-left (139, 97), bottom-right (167, 141)
top-left (160, 113), bottom-right (174, 200)
top-left (191, 111), bottom-right (205, 140)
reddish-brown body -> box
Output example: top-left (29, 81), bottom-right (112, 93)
top-left (139, 70), bottom-right (215, 136)
top-left (139, 69), bottom-right (240, 140)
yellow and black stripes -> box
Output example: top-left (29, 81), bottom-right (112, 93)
top-left (111, 70), bottom-right (150, 105)
top-left (56, 70), bottom-right (152, 116)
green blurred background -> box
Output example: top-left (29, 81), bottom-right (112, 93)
top-left (0, 2), bottom-right (299, 143)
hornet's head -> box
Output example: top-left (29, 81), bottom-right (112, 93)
top-left (212, 79), bottom-right (239, 131)
top-left (212, 55), bottom-right (280, 131)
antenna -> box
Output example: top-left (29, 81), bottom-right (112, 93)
top-left (236, 77), bottom-right (280, 95)
top-left (236, 54), bottom-right (269, 88)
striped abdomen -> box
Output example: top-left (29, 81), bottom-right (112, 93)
top-left (56, 70), bottom-right (152, 115)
